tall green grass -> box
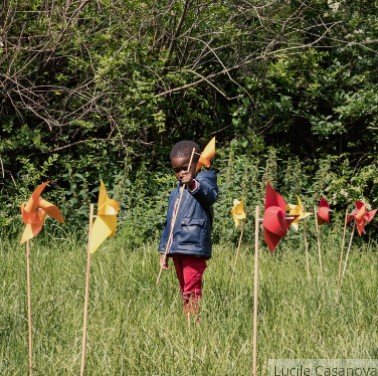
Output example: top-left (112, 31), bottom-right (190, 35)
top-left (0, 230), bottom-right (377, 375)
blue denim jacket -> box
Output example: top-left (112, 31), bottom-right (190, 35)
top-left (158, 169), bottom-right (218, 259)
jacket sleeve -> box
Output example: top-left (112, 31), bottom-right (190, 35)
top-left (158, 219), bottom-right (168, 253)
top-left (190, 169), bottom-right (218, 206)
top-left (158, 190), bottom-right (175, 253)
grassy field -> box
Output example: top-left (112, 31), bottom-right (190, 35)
top-left (0, 229), bottom-right (377, 375)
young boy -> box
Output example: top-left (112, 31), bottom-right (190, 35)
top-left (158, 140), bottom-right (218, 317)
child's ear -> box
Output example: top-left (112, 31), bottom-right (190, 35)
top-left (193, 154), bottom-right (200, 164)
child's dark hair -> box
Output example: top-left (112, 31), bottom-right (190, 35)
top-left (170, 140), bottom-right (200, 161)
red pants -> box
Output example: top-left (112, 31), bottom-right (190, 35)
top-left (172, 254), bottom-right (207, 310)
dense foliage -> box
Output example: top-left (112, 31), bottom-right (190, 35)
top-left (1, 0), bottom-right (377, 239)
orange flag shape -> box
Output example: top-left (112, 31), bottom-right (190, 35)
top-left (88, 181), bottom-right (120, 254)
top-left (20, 181), bottom-right (64, 244)
top-left (197, 137), bottom-right (216, 170)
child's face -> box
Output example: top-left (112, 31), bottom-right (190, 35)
top-left (171, 156), bottom-right (197, 182)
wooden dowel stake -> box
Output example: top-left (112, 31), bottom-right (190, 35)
top-left (341, 221), bottom-right (355, 282)
top-left (26, 240), bottom-right (33, 376)
top-left (232, 220), bottom-right (245, 272)
top-left (303, 223), bottom-right (311, 281)
top-left (80, 203), bottom-right (95, 376)
top-left (252, 206), bottom-right (260, 376)
top-left (338, 210), bottom-right (348, 283)
top-left (258, 216), bottom-right (295, 223)
top-left (314, 206), bottom-right (323, 276)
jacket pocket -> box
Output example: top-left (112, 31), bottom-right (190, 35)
top-left (177, 217), bottom-right (205, 248)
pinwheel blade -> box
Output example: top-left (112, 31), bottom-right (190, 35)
top-left (265, 183), bottom-right (286, 212)
top-left (20, 222), bottom-right (44, 244)
top-left (89, 215), bottom-right (117, 254)
top-left (197, 137), bottom-right (216, 170)
top-left (263, 228), bottom-right (282, 252)
top-left (317, 197), bottom-right (330, 225)
top-left (39, 199), bottom-right (64, 223)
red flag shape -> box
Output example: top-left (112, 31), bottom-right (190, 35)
top-left (263, 184), bottom-right (294, 252)
top-left (317, 197), bottom-right (330, 225)
top-left (347, 201), bottom-right (377, 236)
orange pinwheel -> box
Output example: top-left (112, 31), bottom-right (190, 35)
top-left (20, 182), bottom-right (64, 244)
top-left (263, 184), bottom-right (295, 252)
top-left (347, 201), bottom-right (377, 236)
top-left (317, 198), bottom-right (331, 225)
top-left (197, 137), bottom-right (216, 170)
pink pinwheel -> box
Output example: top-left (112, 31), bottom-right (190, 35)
top-left (317, 198), bottom-right (330, 225)
top-left (347, 201), bottom-right (377, 236)
top-left (263, 184), bottom-right (295, 252)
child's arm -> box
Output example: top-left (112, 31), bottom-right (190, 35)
top-left (189, 171), bottom-right (218, 206)
top-left (180, 169), bottom-right (218, 206)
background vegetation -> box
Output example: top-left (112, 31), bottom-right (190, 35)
top-left (1, 1), bottom-right (377, 237)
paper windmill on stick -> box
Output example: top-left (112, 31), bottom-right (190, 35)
top-left (20, 181), bottom-right (64, 244)
top-left (20, 181), bottom-right (64, 376)
top-left (231, 199), bottom-right (247, 272)
top-left (338, 200), bottom-right (377, 296)
top-left (196, 137), bottom-right (216, 170)
top-left (80, 181), bottom-right (119, 376)
top-left (263, 184), bottom-right (295, 252)
top-left (347, 201), bottom-right (377, 236)
top-left (287, 196), bottom-right (312, 231)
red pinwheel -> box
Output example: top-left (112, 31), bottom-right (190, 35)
top-left (317, 197), bottom-right (330, 225)
top-left (347, 201), bottom-right (377, 236)
top-left (263, 184), bottom-right (295, 252)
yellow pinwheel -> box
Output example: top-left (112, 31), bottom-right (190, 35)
top-left (287, 196), bottom-right (312, 231)
top-left (88, 181), bottom-right (120, 254)
top-left (231, 199), bottom-right (247, 228)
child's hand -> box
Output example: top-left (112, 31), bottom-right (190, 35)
top-left (180, 171), bottom-right (194, 186)
top-left (160, 254), bottom-right (169, 269)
